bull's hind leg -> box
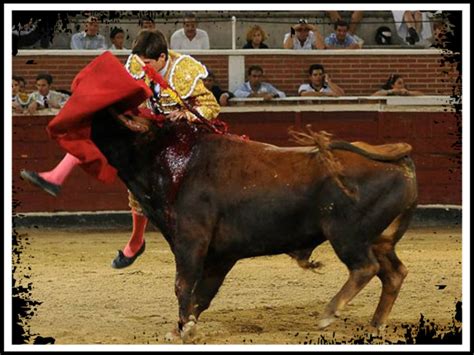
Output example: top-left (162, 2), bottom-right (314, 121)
top-left (370, 211), bottom-right (413, 330)
top-left (370, 248), bottom-right (407, 330)
top-left (317, 242), bottom-right (380, 329)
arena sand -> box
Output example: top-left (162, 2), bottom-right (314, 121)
top-left (12, 225), bottom-right (462, 345)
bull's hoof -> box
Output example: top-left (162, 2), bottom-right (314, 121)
top-left (317, 315), bottom-right (337, 330)
top-left (180, 316), bottom-right (198, 343)
top-left (369, 322), bottom-right (387, 337)
top-left (164, 327), bottom-right (181, 342)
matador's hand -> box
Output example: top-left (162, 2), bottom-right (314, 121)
top-left (167, 110), bottom-right (200, 123)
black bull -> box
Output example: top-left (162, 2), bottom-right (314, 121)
top-left (90, 112), bottom-right (418, 340)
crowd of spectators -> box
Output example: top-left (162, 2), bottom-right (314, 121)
top-left (13, 10), bottom-right (445, 114)
top-left (13, 11), bottom-right (448, 52)
top-left (12, 73), bottom-right (70, 114)
top-left (13, 62), bottom-right (425, 114)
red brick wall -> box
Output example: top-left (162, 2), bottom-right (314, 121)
top-left (12, 109), bottom-right (461, 213)
top-left (12, 53), bottom-right (457, 96)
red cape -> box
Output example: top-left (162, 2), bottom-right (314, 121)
top-left (47, 51), bottom-right (152, 183)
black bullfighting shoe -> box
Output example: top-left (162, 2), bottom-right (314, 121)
top-left (111, 241), bottom-right (146, 269)
top-left (20, 170), bottom-right (61, 197)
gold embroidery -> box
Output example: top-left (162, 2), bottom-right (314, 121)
top-left (128, 190), bottom-right (143, 215)
top-left (125, 54), bottom-right (145, 80)
top-left (168, 53), bottom-right (208, 99)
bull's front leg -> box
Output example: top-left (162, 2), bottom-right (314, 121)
top-left (168, 239), bottom-right (209, 343)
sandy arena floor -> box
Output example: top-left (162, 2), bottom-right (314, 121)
top-left (12, 225), bottom-right (462, 345)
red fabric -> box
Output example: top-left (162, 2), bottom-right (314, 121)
top-left (47, 51), bottom-right (152, 183)
top-left (143, 64), bottom-right (169, 89)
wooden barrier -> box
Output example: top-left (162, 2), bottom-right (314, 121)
top-left (12, 102), bottom-right (461, 213)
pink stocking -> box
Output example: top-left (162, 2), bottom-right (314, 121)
top-left (38, 153), bottom-right (80, 186)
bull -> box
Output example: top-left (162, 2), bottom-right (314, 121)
top-left (90, 112), bottom-right (418, 342)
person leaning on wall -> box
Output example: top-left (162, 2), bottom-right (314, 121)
top-left (371, 74), bottom-right (424, 96)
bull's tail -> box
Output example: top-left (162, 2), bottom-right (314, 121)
top-left (329, 140), bottom-right (412, 162)
top-left (288, 125), bottom-right (358, 200)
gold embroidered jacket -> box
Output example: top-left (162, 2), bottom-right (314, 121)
top-left (125, 50), bottom-right (220, 120)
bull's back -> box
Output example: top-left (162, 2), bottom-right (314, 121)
top-left (179, 136), bottom-right (416, 258)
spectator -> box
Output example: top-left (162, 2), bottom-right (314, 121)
top-left (109, 27), bottom-right (127, 50)
top-left (12, 75), bottom-right (31, 113)
top-left (233, 65), bottom-right (286, 101)
top-left (27, 73), bottom-right (70, 114)
top-left (326, 11), bottom-right (364, 45)
top-left (243, 25), bottom-right (269, 49)
top-left (371, 74), bottom-right (424, 96)
top-left (170, 12), bottom-right (210, 50)
top-left (391, 11), bottom-right (433, 47)
top-left (139, 16), bottom-right (156, 30)
top-left (431, 12), bottom-right (451, 49)
top-left (283, 18), bottom-right (325, 50)
top-left (203, 70), bottom-right (234, 106)
top-left (324, 20), bottom-right (361, 49)
top-left (15, 75), bottom-right (27, 92)
top-left (298, 64), bottom-right (345, 97)
top-left (70, 16), bottom-right (107, 50)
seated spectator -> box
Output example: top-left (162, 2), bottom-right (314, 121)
top-left (27, 73), bottom-right (70, 114)
top-left (283, 19), bottom-right (325, 50)
top-left (324, 20), bottom-right (361, 49)
top-left (243, 25), bottom-right (269, 49)
top-left (203, 70), bottom-right (234, 106)
top-left (12, 75), bottom-right (31, 113)
top-left (139, 16), bottom-right (156, 30)
top-left (392, 11), bottom-right (433, 47)
top-left (109, 27), bottom-right (127, 49)
top-left (326, 11), bottom-right (364, 45)
top-left (70, 16), bottom-right (107, 50)
top-left (170, 12), bottom-right (210, 50)
top-left (371, 74), bottom-right (424, 96)
top-left (233, 65), bottom-right (286, 101)
top-left (431, 12), bottom-right (451, 49)
top-left (15, 75), bottom-right (27, 92)
top-left (298, 64), bottom-right (345, 97)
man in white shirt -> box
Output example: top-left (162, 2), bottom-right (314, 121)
top-left (298, 64), bottom-right (345, 97)
top-left (27, 73), bottom-right (69, 114)
top-left (283, 19), bottom-right (325, 50)
top-left (170, 12), bottom-right (210, 50)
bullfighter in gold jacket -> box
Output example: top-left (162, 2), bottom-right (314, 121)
top-left (112, 29), bottom-right (220, 268)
